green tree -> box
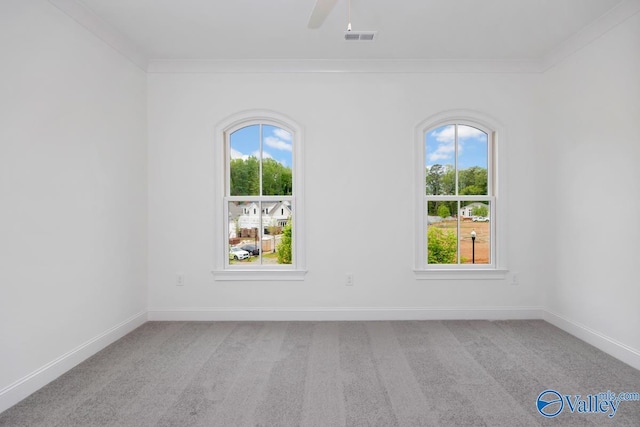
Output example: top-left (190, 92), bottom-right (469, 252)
top-left (427, 227), bottom-right (457, 264)
top-left (460, 185), bottom-right (484, 195)
top-left (276, 221), bottom-right (292, 264)
top-left (428, 165), bottom-right (488, 197)
top-left (427, 200), bottom-right (456, 217)
top-left (458, 166), bottom-right (488, 195)
top-left (472, 204), bottom-right (489, 217)
top-left (230, 157), bottom-right (259, 195)
top-left (262, 158), bottom-right (292, 195)
top-left (426, 164), bottom-right (456, 196)
top-left (442, 167), bottom-right (455, 195)
top-left (437, 204), bottom-right (451, 219)
top-left (231, 157), bottom-right (292, 196)
top-left (426, 164), bottom-right (442, 195)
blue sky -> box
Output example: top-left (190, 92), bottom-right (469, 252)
top-left (230, 124), bottom-right (292, 167)
top-left (425, 125), bottom-right (487, 170)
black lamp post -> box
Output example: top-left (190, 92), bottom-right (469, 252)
top-left (471, 230), bottom-right (476, 264)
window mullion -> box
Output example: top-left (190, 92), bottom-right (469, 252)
top-left (227, 195), bottom-right (292, 203)
top-left (456, 200), bottom-right (461, 264)
top-left (259, 124), bottom-right (263, 196)
top-left (489, 131), bottom-right (494, 197)
top-left (258, 200), bottom-right (263, 265)
top-left (224, 199), bottom-right (230, 267)
top-left (454, 124), bottom-right (459, 196)
top-left (225, 132), bottom-right (231, 197)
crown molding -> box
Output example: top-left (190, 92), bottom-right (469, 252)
top-left (146, 59), bottom-right (543, 74)
top-left (541, 0), bottom-right (640, 71)
top-left (48, 0), bottom-right (148, 71)
top-left (48, 0), bottom-right (639, 75)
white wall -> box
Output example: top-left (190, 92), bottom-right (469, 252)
top-left (2, 0), bottom-right (637, 415)
top-left (0, 0), bottom-right (147, 409)
top-left (147, 71), bottom-right (543, 317)
top-left (540, 14), bottom-right (640, 360)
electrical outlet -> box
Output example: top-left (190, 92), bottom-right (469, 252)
top-left (511, 273), bottom-right (519, 286)
top-left (177, 273), bottom-right (185, 286)
top-left (346, 273), bottom-right (354, 286)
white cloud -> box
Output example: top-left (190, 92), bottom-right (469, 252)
top-left (428, 127), bottom-right (456, 162)
top-left (264, 136), bottom-right (292, 152)
top-left (230, 148), bottom-right (248, 160)
top-left (431, 126), bottom-right (455, 144)
top-left (273, 128), bottom-right (292, 141)
top-left (254, 150), bottom-right (273, 159)
top-left (232, 148), bottom-right (282, 164)
top-left (427, 125), bottom-right (486, 163)
top-left (431, 125), bottom-right (485, 143)
top-left (458, 126), bottom-right (485, 140)
top-left (428, 143), bottom-right (455, 163)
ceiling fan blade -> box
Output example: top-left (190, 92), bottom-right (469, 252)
top-left (308, 0), bottom-right (339, 29)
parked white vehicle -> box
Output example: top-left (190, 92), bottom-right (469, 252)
top-left (229, 247), bottom-right (250, 260)
top-left (472, 216), bottom-right (490, 222)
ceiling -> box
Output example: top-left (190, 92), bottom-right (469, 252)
top-left (53, 0), bottom-right (635, 69)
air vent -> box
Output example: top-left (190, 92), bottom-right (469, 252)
top-left (344, 31), bottom-right (377, 41)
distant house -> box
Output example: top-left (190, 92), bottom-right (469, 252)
top-left (265, 201), bottom-right (292, 228)
top-left (228, 201), bottom-right (292, 238)
top-left (460, 202), bottom-right (489, 219)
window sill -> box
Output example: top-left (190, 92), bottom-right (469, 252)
top-left (413, 268), bottom-right (509, 280)
top-left (211, 269), bottom-right (307, 282)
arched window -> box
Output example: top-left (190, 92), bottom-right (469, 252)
top-left (415, 111), bottom-right (507, 277)
top-left (213, 111), bottom-right (306, 280)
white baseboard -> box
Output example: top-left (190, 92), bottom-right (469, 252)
top-left (0, 311), bottom-right (147, 414)
top-left (543, 310), bottom-right (640, 371)
top-left (3, 307), bottom-right (637, 416)
top-left (147, 306), bottom-right (544, 322)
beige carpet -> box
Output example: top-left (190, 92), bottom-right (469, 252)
top-left (1, 320), bottom-right (639, 426)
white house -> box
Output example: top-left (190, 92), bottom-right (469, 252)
top-left (460, 202), bottom-right (489, 219)
top-left (228, 201), bottom-right (292, 238)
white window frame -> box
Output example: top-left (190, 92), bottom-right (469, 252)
top-left (414, 110), bottom-right (508, 279)
top-left (212, 110), bottom-right (306, 281)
